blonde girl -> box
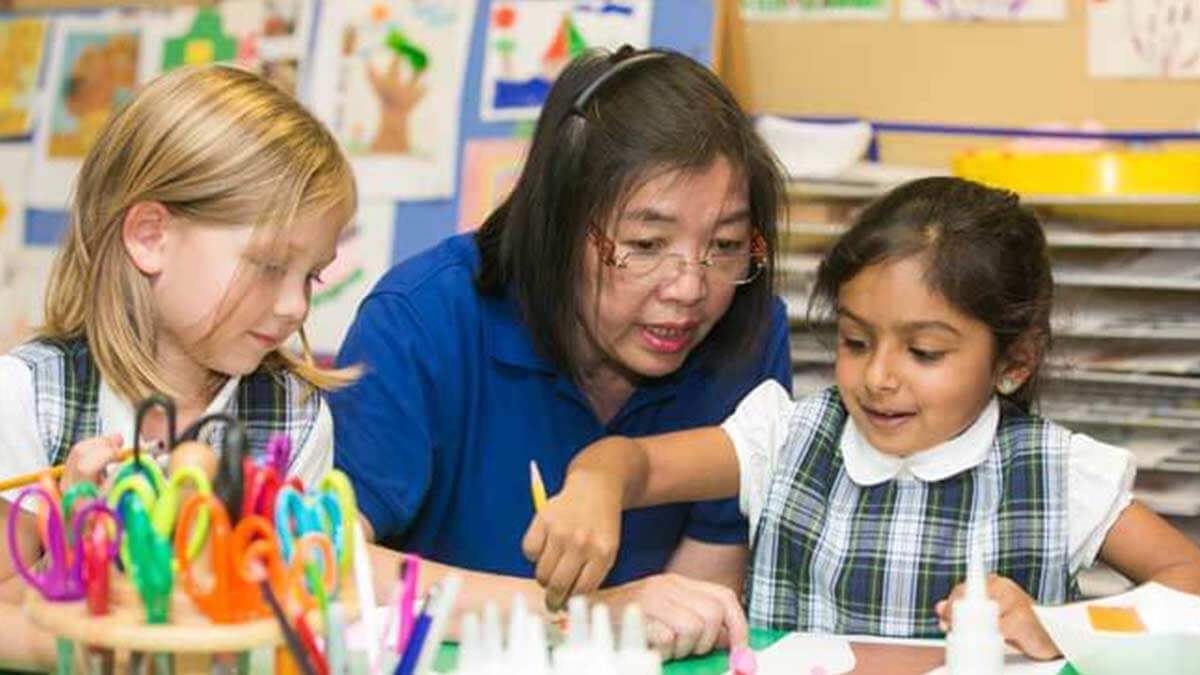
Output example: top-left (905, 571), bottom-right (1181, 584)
top-left (0, 64), bottom-right (356, 668)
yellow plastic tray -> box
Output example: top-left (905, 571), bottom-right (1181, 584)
top-left (953, 149), bottom-right (1200, 196)
top-left (953, 149), bottom-right (1200, 225)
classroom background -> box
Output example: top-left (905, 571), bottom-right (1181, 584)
top-left (1, 0), bottom-right (1200, 647)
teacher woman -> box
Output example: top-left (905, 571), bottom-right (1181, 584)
top-left (330, 46), bottom-right (791, 659)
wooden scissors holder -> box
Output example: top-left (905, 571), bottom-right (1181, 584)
top-left (25, 544), bottom-right (360, 673)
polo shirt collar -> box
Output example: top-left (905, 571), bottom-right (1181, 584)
top-left (482, 293), bottom-right (558, 374)
top-left (840, 397), bottom-right (999, 485)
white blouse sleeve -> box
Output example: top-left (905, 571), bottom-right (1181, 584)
top-left (1067, 432), bottom-right (1136, 574)
top-left (0, 355), bottom-right (50, 509)
top-left (289, 396), bottom-right (333, 488)
top-left (720, 379), bottom-right (797, 543)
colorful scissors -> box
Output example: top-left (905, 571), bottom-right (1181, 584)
top-left (242, 458), bottom-right (283, 521)
top-left (317, 470), bottom-right (358, 573)
top-left (6, 485), bottom-right (122, 601)
top-left (274, 485), bottom-right (346, 568)
top-left (176, 492), bottom-right (337, 623)
top-left (122, 494), bottom-right (174, 623)
top-left (108, 462), bottom-right (212, 570)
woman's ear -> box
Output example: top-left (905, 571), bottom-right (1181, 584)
top-left (122, 201), bottom-right (173, 275)
top-left (995, 330), bottom-right (1043, 395)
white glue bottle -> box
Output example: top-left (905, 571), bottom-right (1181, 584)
top-left (617, 605), bottom-right (661, 675)
top-left (946, 546), bottom-right (1004, 675)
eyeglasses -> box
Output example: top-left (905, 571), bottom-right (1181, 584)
top-left (590, 228), bottom-right (767, 288)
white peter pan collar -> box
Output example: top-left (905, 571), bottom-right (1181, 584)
top-left (840, 397), bottom-right (1000, 486)
top-left (97, 374), bottom-right (241, 444)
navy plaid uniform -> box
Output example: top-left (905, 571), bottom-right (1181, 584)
top-left (10, 338), bottom-right (320, 469)
top-left (746, 387), bottom-right (1076, 637)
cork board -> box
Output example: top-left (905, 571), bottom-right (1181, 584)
top-left (720, 0), bottom-right (1200, 165)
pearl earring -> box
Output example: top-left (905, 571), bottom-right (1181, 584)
top-left (997, 377), bottom-right (1018, 395)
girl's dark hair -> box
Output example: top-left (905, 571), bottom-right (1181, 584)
top-left (475, 46), bottom-right (784, 377)
top-left (809, 176), bottom-right (1053, 411)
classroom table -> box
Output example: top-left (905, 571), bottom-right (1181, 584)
top-left (432, 628), bottom-right (1079, 674)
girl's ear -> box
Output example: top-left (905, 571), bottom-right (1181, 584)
top-left (995, 330), bottom-right (1043, 395)
top-left (122, 201), bottom-right (174, 275)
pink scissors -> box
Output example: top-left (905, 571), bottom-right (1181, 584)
top-left (6, 485), bottom-right (122, 601)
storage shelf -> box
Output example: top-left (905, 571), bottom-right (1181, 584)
top-left (786, 221), bottom-right (1200, 250)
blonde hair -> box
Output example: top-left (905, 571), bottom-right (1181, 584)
top-left (42, 64), bottom-right (359, 403)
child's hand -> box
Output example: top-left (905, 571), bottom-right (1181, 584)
top-left (521, 470), bottom-right (624, 610)
top-left (936, 574), bottom-right (1061, 660)
top-left (60, 433), bottom-right (123, 492)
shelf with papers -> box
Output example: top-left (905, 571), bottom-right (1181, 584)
top-left (780, 252), bottom-right (1200, 293)
top-left (786, 220), bottom-right (1200, 250)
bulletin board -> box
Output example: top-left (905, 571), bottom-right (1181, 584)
top-left (718, 0), bottom-right (1200, 166)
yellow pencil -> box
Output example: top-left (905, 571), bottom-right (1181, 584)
top-left (0, 447), bottom-right (137, 492)
top-left (529, 460), bottom-right (548, 512)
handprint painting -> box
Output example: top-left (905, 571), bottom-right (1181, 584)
top-left (313, 0), bottom-right (475, 199)
top-left (1089, 0), bottom-right (1200, 78)
top-left (901, 0), bottom-right (1065, 21)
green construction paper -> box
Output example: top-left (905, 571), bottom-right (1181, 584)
top-left (162, 8), bottom-right (236, 70)
top-left (385, 29), bottom-right (430, 73)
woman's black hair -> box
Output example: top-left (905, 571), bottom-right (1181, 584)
top-left (809, 176), bottom-right (1053, 411)
top-left (475, 46), bottom-right (785, 378)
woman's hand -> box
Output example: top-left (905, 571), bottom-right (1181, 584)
top-left (936, 574), bottom-right (1060, 660)
top-left (593, 573), bottom-right (748, 661)
top-left (522, 470), bottom-right (624, 609)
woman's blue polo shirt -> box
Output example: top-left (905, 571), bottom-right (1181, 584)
top-left (330, 234), bottom-right (792, 586)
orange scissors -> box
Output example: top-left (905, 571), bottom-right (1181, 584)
top-left (174, 492), bottom-right (337, 623)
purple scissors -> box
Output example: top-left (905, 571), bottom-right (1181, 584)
top-left (6, 485), bottom-right (122, 601)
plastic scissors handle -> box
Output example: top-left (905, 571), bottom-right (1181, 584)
top-left (274, 486), bottom-right (322, 563)
top-left (286, 532), bottom-right (338, 616)
top-left (107, 473), bottom-right (158, 572)
top-left (176, 494), bottom-right (274, 623)
top-left (123, 496), bottom-right (173, 624)
top-left (6, 487), bottom-right (122, 602)
top-left (175, 492), bottom-right (237, 622)
top-left (151, 465), bottom-right (212, 556)
top-left (318, 470), bottom-right (358, 572)
top-left (242, 458), bottom-right (282, 521)
top-left (110, 453), bottom-right (167, 496)
top-left (8, 485), bottom-right (75, 600)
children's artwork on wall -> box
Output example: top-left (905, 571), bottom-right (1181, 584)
top-left (305, 201), bottom-right (395, 356)
top-left (457, 137), bottom-right (528, 232)
top-left (29, 14), bottom-right (152, 210)
top-left (0, 145), bottom-right (28, 252)
top-left (900, 0), bottom-right (1065, 21)
top-left (0, 248), bottom-right (54, 354)
top-left (0, 144), bottom-right (39, 352)
top-left (740, 0), bottom-right (889, 21)
top-left (480, 1), bottom-right (653, 121)
top-left (140, 0), bottom-right (316, 98)
top-left (0, 18), bottom-right (50, 139)
top-left (310, 0), bottom-right (476, 200)
top-left (1089, 0), bottom-right (1200, 78)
